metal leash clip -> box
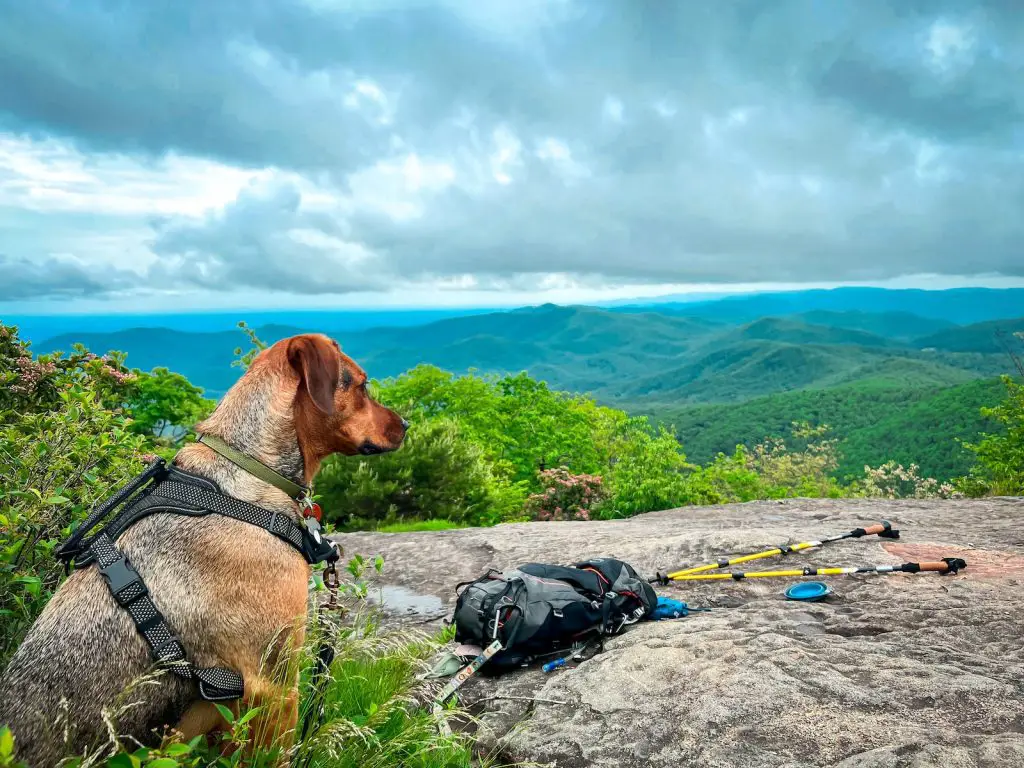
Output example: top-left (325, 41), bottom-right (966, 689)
top-left (323, 560), bottom-right (341, 611)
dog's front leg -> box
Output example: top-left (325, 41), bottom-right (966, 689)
top-left (173, 700), bottom-right (231, 746)
top-left (173, 683), bottom-right (297, 761)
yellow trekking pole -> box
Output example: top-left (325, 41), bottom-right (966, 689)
top-left (653, 521), bottom-right (899, 584)
top-left (666, 557), bottom-right (966, 582)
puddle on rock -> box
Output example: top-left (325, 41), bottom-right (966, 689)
top-left (368, 585), bottom-right (446, 617)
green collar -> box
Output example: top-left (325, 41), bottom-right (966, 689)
top-left (196, 434), bottom-right (309, 501)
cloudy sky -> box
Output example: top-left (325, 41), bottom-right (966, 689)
top-left (1, 0), bottom-right (1022, 312)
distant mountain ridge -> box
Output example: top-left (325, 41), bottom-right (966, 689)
top-left (36, 299), bottom-right (1019, 404)
top-left (617, 286), bottom-right (1024, 325)
top-left (30, 287), bottom-right (1023, 483)
top-left (915, 317), bottom-right (1024, 353)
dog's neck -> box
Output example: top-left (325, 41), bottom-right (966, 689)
top-left (174, 367), bottom-right (309, 515)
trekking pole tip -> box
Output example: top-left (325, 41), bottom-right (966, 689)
top-left (942, 557), bottom-right (967, 574)
top-left (879, 520), bottom-right (900, 539)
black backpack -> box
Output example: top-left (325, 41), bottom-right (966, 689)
top-left (450, 557), bottom-right (657, 673)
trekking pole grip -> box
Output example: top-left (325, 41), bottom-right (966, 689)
top-left (918, 558), bottom-right (967, 574)
top-left (854, 520), bottom-right (899, 539)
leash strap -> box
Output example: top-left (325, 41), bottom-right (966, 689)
top-left (90, 532), bottom-right (244, 701)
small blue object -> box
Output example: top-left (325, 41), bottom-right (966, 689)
top-left (542, 657), bottom-right (568, 673)
top-left (653, 596), bottom-right (690, 620)
top-left (785, 581), bottom-right (833, 601)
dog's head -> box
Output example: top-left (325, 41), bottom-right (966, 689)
top-left (256, 333), bottom-right (407, 463)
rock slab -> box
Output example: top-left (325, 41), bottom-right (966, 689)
top-left (336, 498), bottom-right (1024, 768)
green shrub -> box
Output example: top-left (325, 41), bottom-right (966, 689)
top-left (681, 448), bottom-right (766, 505)
top-left (963, 374), bottom-right (1024, 495)
top-left (673, 423), bottom-right (847, 505)
top-left (599, 420), bottom-right (693, 518)
top-left (375, 366), bottom-right (617, 486)
top-left (315, 419), bottom-right (526, 528)
top-left (0, 324), bottom-right (151, 664)
top-left (853, 461), bottom-right (959, 499)
top-left (744, 422), bottom-right (842, 499)
top-left (125, 367), bottom-right (215, 449)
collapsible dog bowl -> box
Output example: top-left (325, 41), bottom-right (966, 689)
top-left (785, 581), bottom-right (833, 601)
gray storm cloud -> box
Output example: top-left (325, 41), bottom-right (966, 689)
top-left (1, 0), bottom-right (1022, 298)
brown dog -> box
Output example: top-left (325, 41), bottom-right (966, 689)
top-left (0, 333), bottom-right (407, 765)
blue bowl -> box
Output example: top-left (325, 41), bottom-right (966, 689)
top-left (785, 581), bottom-right (833, 601)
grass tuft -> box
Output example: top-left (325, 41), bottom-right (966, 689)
top-left (373, 520), bottom-right (470, 533)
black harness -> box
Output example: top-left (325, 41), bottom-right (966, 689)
top-left (56, 457), bottom-right (339, 702)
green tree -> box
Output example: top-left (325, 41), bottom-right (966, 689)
top-left (964, 374), bottom-right (1024, 495)
top-left (315, 419), bottom-right (525, 527)
top-left (125, 367), bottom-right (214, 447)
top-left (599, 418), bottom-right (693, 518)
top-left (375, 365), bottom-right (617, 486)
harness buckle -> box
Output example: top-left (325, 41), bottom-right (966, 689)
top-left (99, 554), bottom-right (147, 606)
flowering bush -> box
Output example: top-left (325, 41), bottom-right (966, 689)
top-left (0, 324), bottom-right (150, 663)
top-left (524, 467), bottom-right (608, 521)
top-left (857, 461), bottom-right (961, 499)
top-left (744, 422), bottom-right (843, 498)
top-left (0, 325), bottom-right (137, 414)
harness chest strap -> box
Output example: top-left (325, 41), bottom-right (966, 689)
top-left (91, 531), bottom-right (244, 701)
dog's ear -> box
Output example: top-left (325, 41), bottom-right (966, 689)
top-left (287, 335), bottom-right (340, 415)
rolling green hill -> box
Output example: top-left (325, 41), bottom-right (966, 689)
top-left (650, 378), bottom-right (1006, 481)
top-left (38, 305), bottom-right (1011, 403)
top-left (914, 317), bottom-right (1024, 354)
top-left (726, 317), bottom-right (904, 348)
top-left (792, 310), bottom-right (956, 341)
